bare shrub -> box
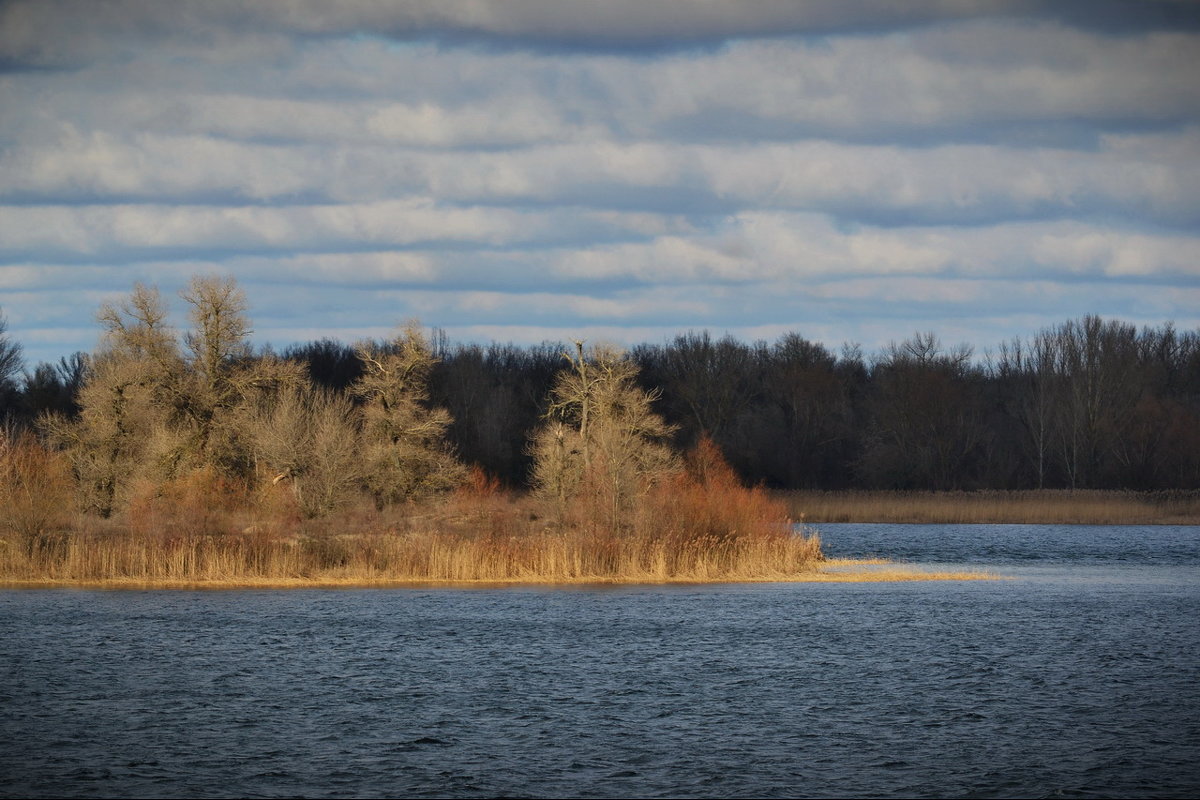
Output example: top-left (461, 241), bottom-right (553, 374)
top-left (250, 387), bottom-right (363, 517)
top-left (126, 465), bottom-right (249, 541)
top-left (0, 430), bottom-right (75, 554)
top-left (443, 466), bottom-right (528, 541)
top-left (641, 437), bottom-right (796, 543)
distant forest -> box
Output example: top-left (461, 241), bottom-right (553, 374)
top-left (3, 306), bottom-right (1198, 493)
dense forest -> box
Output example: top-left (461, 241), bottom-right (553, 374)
top-left (3, 283), bottom-right (1199, 497)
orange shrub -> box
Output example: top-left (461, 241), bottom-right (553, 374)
top-left (248, 480), bottom-right (304, 540)
top-left (126, 466), bottom-right (250, 540)
top-left (638, 435), bottom-right (794, 547)
top-left (447, 466), bottom-right (527, 539)
top-left (0, 432), bottom-right (75, 552)
top-left (623, 437), bottom-right (822, 576)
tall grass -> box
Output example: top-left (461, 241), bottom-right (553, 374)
top-left (0, 518), bottom-right (823, 587)
top-left (781, 489), bottom-right (1200, 525)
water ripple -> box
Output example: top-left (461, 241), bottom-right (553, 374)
top-left (2, 525), bottom-right (1199, 797)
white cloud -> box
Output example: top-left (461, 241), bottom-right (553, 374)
top-left (0, 201), bottom-right (679, 258)
top-left (3, 2), bottom-right (1199, 369)
top-left (537, 215), bottom-right (1200, 286)
top-left (553, 236), bottom-right (752, 283)
top-left (248, 252), bottom-right (438, 284)
top-left (1029, 229), bottom-right (1200, 277)
top-left (451, 289), bottom-right (710, 320)
top-left (6, 131), bottom-right (1197, 232)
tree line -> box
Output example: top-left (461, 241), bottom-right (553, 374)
top-left (3, 282), bottom-right (1199, 498)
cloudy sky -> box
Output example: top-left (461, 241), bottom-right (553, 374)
top-left (2, 0), bottom-right (1199, 366)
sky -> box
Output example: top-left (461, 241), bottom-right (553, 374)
top-left (2, 0), bottom-right (1199, 367)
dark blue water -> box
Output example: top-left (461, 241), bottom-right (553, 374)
top-left (2, 524), bottom-right (1198, 798)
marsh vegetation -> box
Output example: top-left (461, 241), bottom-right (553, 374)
top-left (1, 277), bottom-right (822, 585)
top-left (782, 489), bottom-right (1200, 525)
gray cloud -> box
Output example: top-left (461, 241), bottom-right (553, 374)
top-left (7, 24), bottom-right (1198, 145)
top-left (5, 0), bottom-right (1198, 70)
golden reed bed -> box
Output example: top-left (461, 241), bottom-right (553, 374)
top-left (0, 528), bottom-right (991, 588)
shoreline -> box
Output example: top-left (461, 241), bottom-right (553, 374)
top-left (0, 562), bottom-right (998, 590)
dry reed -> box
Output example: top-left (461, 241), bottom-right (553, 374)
top-left (1, 528), bottom-right (987, 587)
top-left (0, 524), bottom-right (831, 587)
top-left (780, 489), bottom-right (1200, 525)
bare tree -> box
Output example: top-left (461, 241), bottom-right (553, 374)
top-left (45, 278), bottom-right (267, 512)
top-left (97, 283), bottom-right (180, 376)
top-left (429, 342), bottom-right (552, 486)
top-left (860, 333), bottom-right (984, 489)
top-left (170, 275), bottom-right (257, 471)
top-left (531, 341), bottom-right (676, 528)
top-left (643, 331), bottom-right (756, 443)
top-left (0, 309), bottom-right (22, 389)
top-left (0, 309), bottom-right (23, 423)
top-left (21, 353), bottom-right (90, 420)
top-left (1049, 316), bottom-right (1142, 488)
top-left (181, 275), bottom-right (251, 409)
top-left (762, 333), bottom-right (853, 487)
top-left (997, 334), bottom-right (1057, 488)
top-left (42, 286), bottom-right (182, 514)
top-left (43, 354), bottom-right (168, 516)
top-left (353, 323), bottom-right (465, 507)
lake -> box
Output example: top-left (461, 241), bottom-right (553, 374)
top-left (2, 524), bottom-right (1198, 798)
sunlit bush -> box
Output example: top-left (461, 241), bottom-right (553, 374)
top-left (0, 431), bottom-right (75, 555)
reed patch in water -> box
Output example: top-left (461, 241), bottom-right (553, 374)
top-left (779, 489), bottom-right (1200, 525)
top-left (1, 432), bottom-right (993, 588)
top-left (0, 521), bottom-right (826, 586)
